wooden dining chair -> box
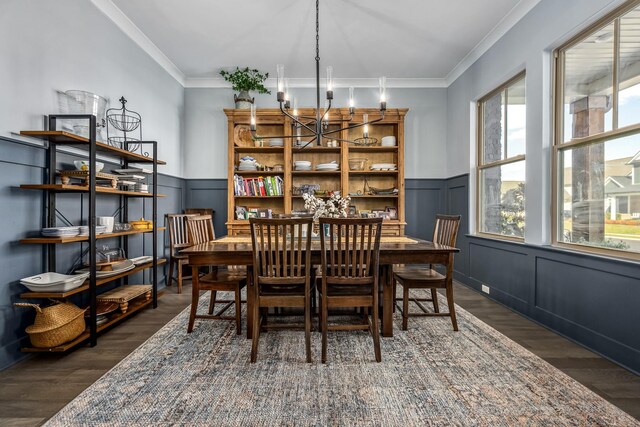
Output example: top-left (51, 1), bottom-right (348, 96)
top-left (186, 215), bottom-right (247, 335)
top-left (167, 213), bottom-right (197, 293)
top-left (393, 214), bottom-right (461, 331)
top-left (249, 217), bottom-right (313, 363)
top-left (319, 217), bottom-right (383, 363)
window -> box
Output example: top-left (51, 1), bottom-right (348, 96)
top-left (554, 1), bottom-right (640, 257)
top-left (477, 72), bottom-right (526, 239)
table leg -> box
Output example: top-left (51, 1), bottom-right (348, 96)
top-left (381, 264), bottom-right (394, 337)
top-left (246, 266), bottom-right (254, 340)
top-left (187, 266), bottom-right (199, 333)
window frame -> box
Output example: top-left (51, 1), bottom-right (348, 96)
top-left (552, 0), bottom-right (640, 260)
top-left (476, 70), bottom-right (527, 241)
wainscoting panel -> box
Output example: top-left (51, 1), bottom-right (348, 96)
top-left (445, 174), bottom-right (640, 373)
top-left (404, 179), bottom-right (445, 240)
top-left (185, 179), bottom-right (227, 237)
top-left (469, 241), bottom-right (530, 305)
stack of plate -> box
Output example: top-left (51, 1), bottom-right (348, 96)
top-left (294, 160), bottom-right (312, 171)
top-left (381, 136), bottom-right (397, 147)
top-left (76, 259), bottom-right (135, 277)
top-left (238, 156), bottom-right (258, 171)
top-left (20, 272), bottom-right (90, 292)
top-left (316, 161), bottom-right (339, 171)
top-left (370, 163), bottom-right (398, 171)
top-left (41, 227), bottom-right (80, 238)
top-left (134, 183), bottom-right (149, 193)
top-left (78, 225), bottom-right (108, 236)
top-left (269, 138), bottom-right (284, 147)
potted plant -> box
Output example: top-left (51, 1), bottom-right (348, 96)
top-left (219, 67), bottom-right (271, 109)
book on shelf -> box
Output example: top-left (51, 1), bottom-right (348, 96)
top-left (234, 175), bottom-right (283, 197)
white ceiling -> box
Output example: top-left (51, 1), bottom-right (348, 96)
top-left (99, 0), bottom-right (539, 86)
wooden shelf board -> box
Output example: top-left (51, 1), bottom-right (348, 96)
top-left (19, 184), bottom-right (166, 198)
top-left (234, 196), bottom-right (284, 199)
top-left (21, 295), bottom-right (154, 353)
top-left (20, 131), bottom-right (166, 164)
top-left (292, 171), bottom-right (341, 175)
top-left (348, 146), bottom-right (398, 152)
top-left (20, 227), bottom-right (166, 244)
top-left (292, 147), bottom-right (341, 153)
top-left (234, 171), bottom-right (283, 176)
top-left (349, 171), bottom-right (398, 175)
top-left (350, 195), bottom-right (399, 198)
top-left (235, 147), bottom-right (284, 153)
top-left (19, 258), bottom-right (167, 299)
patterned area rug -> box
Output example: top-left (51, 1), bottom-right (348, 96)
top-left (45, 292), bottom-right (638, 426)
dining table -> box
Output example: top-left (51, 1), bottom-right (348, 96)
top-left (181, 235), bottom-right (459, 339)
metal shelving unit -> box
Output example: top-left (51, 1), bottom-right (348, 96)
top-left (17, 115), bottom-right (165, 352)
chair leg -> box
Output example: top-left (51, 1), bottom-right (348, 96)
top-left (321, 295), bottom-right (328, 364)
top-left (371, 302), bottom-right (381, 363)
top-left (235, 288), bottom-right (242, 335)
top-left (177, 261), bottom-right (184, 294)
top-left (393, 280), bottom-right (397, 313)
top-left (446, 284), bottom-right (458, 331)
top-left (187, 267), bottom-right (199, 333)
top-left (168, 258), bottom-right (174, 287)
top-left (402, 285), bottom-right (409, 331)
top-left (251, 298), bottom-right (260, 363)
top-left (317, 295), bottom-right (323, 333)
top-left (208, 290), bottom-right (217, 315)
top-left (431, 288), bottom-right (440, 313)
top-left (305, 294), bottom-right (312, 363)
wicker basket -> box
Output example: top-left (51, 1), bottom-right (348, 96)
top-left (15, 302), bottom-right (86, 348)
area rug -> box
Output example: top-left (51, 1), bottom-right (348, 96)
top-left (45, 292), bottom-right (638, 426)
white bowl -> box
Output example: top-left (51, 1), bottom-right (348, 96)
top-left (74, 160), bottom-right (104, 172)
top-left (381, 136), bottom-right (396, 146)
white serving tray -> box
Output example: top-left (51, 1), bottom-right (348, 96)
top-left (20, 272), bottom-right (89, 292)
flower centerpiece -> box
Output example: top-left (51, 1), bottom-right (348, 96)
top-left (302, 193), bottom-right (351, 234)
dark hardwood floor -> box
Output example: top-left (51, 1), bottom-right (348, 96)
top-left (0, 282), bottom-right (638, 426)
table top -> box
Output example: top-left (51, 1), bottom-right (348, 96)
top-left (181, 235), bottom-right (459, 256)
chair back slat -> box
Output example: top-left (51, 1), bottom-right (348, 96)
top-left (250, 218), bottom-right (312, 280)
top-left (433, 215), bottom-right (461, 247)
top-left (186, 215), bottom-right (215, 246)
top-left (167, 214), bottom-right (197, 253)
top-left (320, 217), bottom-right (382, 281)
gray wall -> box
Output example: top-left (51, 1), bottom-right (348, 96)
top-left (184, 87), bottom-right (448, 179)
top-left (0, 0), bottom-right (185, 177)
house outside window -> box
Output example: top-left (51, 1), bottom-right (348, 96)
top-left (477, 72), bottom-right (526, 239)
top-left (554, 1), bottom-right (640, 256)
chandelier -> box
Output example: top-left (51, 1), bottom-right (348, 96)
top-left (250, 0), bottom-right (387, 147)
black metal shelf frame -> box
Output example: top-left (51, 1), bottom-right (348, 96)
top-left (44, 114), bottom-right (159, 347)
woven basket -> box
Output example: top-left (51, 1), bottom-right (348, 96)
top-left (15, 302), bottom-right (86, 348)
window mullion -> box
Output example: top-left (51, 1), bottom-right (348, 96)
top-left (613, 17), bottom-right (620, 130)
top-left (504, 88), bottom-right (509, 159)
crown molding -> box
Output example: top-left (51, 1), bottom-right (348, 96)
top-left (184, 77), bottom-right (447, 89)
top-left (90, 0), bottom-right (186, 86)
top-left (445, 0), bottom-right (541, 86)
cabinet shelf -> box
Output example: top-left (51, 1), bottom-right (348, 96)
top-left (292, 147), bottom-right (341, 153)
top-left (349, 170), bottom-right (398, 175)
top-left (20, 131), bottom-right (166, 164)
top-left (19, 258), bottom-right (167, 299)
top-left (350, 195), bottom-right (399, 198)
top-left (292, 171), bottom-right (341, 176)
top-left (235, 147), bottom-right (284, 153)
top-left (234, 195), bottom-right (284, 199)
top-left (348, 146), bottom-right (398, 153)
top-left (20, 227), bottom-right (166, 244)
top-left (234, 171), bottom-right (283, 176)
top-left (21, 295), bottom-right (154, 353)
top-left (19, 184), bottom-right (166, 197)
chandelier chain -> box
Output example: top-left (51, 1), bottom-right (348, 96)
top-left (315, 0), bottom-right (320, 62)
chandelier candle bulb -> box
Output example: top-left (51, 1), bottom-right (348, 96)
top-left (363, 113), bottom-right (369, 138)
top-left (250, 104), bottom-right (256, 130)
top-left (349, 87), bottom-right (355, 113)
top-left (292, 97), bottom-right (298, 118)
top-left (326, 66), bottom-right (334, 99)
top-left (284, 78), bottom-right (291, 109)
top-left (276, 64), bottom-right (285, 102)
top-left (379, 76), bottom-right (387, 110)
